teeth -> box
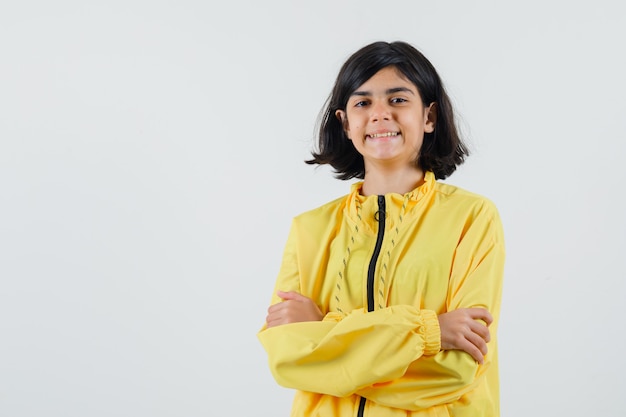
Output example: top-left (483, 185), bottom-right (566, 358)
top-left (368, 132), bottom-right (398, 138)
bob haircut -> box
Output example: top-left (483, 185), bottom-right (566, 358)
top-left (306, 41), bottom-right (468, 180)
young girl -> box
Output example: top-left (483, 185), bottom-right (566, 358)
top-left (258, 41), bottom-right (505, 417)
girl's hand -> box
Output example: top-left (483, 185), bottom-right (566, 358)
top-left (266, 291), bottom-right (323, 328)
top-left (437, 308), bottom-right (493, 364)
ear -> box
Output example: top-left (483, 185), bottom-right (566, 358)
top-left (335, 109), bottom-right (351, 139)
top-left (424, 103), bottom-right (437, 133)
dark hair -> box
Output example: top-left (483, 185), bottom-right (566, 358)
top-left (306, 41), bottom-right (468, 180)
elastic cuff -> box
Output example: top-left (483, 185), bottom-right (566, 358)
top-left (322, 312), bottom-right (344, 323)
top-left (421, 309), bottom-right (441, 355)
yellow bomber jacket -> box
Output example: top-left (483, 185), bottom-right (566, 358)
top-left (258, 172), bottom-right (506, 416)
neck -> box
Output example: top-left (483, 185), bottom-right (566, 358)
top-left (360, 165), bottom-right (425, 196)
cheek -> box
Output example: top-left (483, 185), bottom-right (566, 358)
top-left (349, 122), bottom-right (364, 133)
top-left (344, 125), bottom-right (358, 140)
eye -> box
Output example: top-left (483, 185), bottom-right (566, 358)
top-left (354, 99), bottom-right (369, 108)
top-left (390, 97), bottom-right (408, 104)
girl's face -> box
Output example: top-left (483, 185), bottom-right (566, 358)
top-left (336, 66), bottom-right (435, 172)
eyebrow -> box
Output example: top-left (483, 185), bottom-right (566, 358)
top-left (351, 87), bottom-right (416, 97)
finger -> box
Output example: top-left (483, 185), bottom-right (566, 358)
top-left (266, 317), bottom-right (283, 329)
top-left (469, 321), bottom-right (491, 342)
top-left (467, 308), bottom-right (493, 326)
top-left (465, 331), bottom-right (488, 356)
top-left (269, 300), bottom-right (298, 317)
top-left (276, 290), bottom-right (306, 301)
top-left (267, 302), bottom-right (287, 314)
top-left (476, 309), bottom-right (493, 326)
top-left (268, 300), bottom-right (302, 317)
top-left (459, 338), bottom-right (484, 364)
top-left (266, 315), bottom-right (278, 328)
top-left (266, 310), bottom-right (290, 328)
top-left (482, 310), bottom-right (493, 326)
top-left (266, 310), bottom-right (280, 324)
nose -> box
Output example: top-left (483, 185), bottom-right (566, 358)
top-left (369, 101), bottom-right (391, 122)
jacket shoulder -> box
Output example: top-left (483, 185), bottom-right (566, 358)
top-left (293, 194), bottom-right (348, 225)
top-left (433, 181), bottom-right (501, 218)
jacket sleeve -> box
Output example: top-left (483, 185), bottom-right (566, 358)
top-left (258, 308), bottom-right (442, 397)
top-left (355, 200), bottom-right (506, 410)
top-left (257, 219), bottom-right (442, 398)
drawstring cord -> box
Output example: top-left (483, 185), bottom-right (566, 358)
top-left (333, 198), bottom-right (362, 316)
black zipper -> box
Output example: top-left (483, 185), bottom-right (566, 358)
top-left (358, 195), bottom-right (386, 417)
top-left (357, 397), bottom-right (367, 416)
top-left (367, 195), bottom-right (386, 312)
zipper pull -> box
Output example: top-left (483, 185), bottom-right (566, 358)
top-left (374, 195), bottom-right (386, 221)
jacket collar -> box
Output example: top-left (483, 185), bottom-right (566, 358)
top-left (345, 171), bottom-right (436, 229)
top-left (349, 170), bottom-right (435, 201)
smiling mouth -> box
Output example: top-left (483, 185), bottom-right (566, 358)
top-left (366, 132), bottom-right (400, 139)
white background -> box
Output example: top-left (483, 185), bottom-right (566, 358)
top-left (1, 1), bottom-right (625, 416)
